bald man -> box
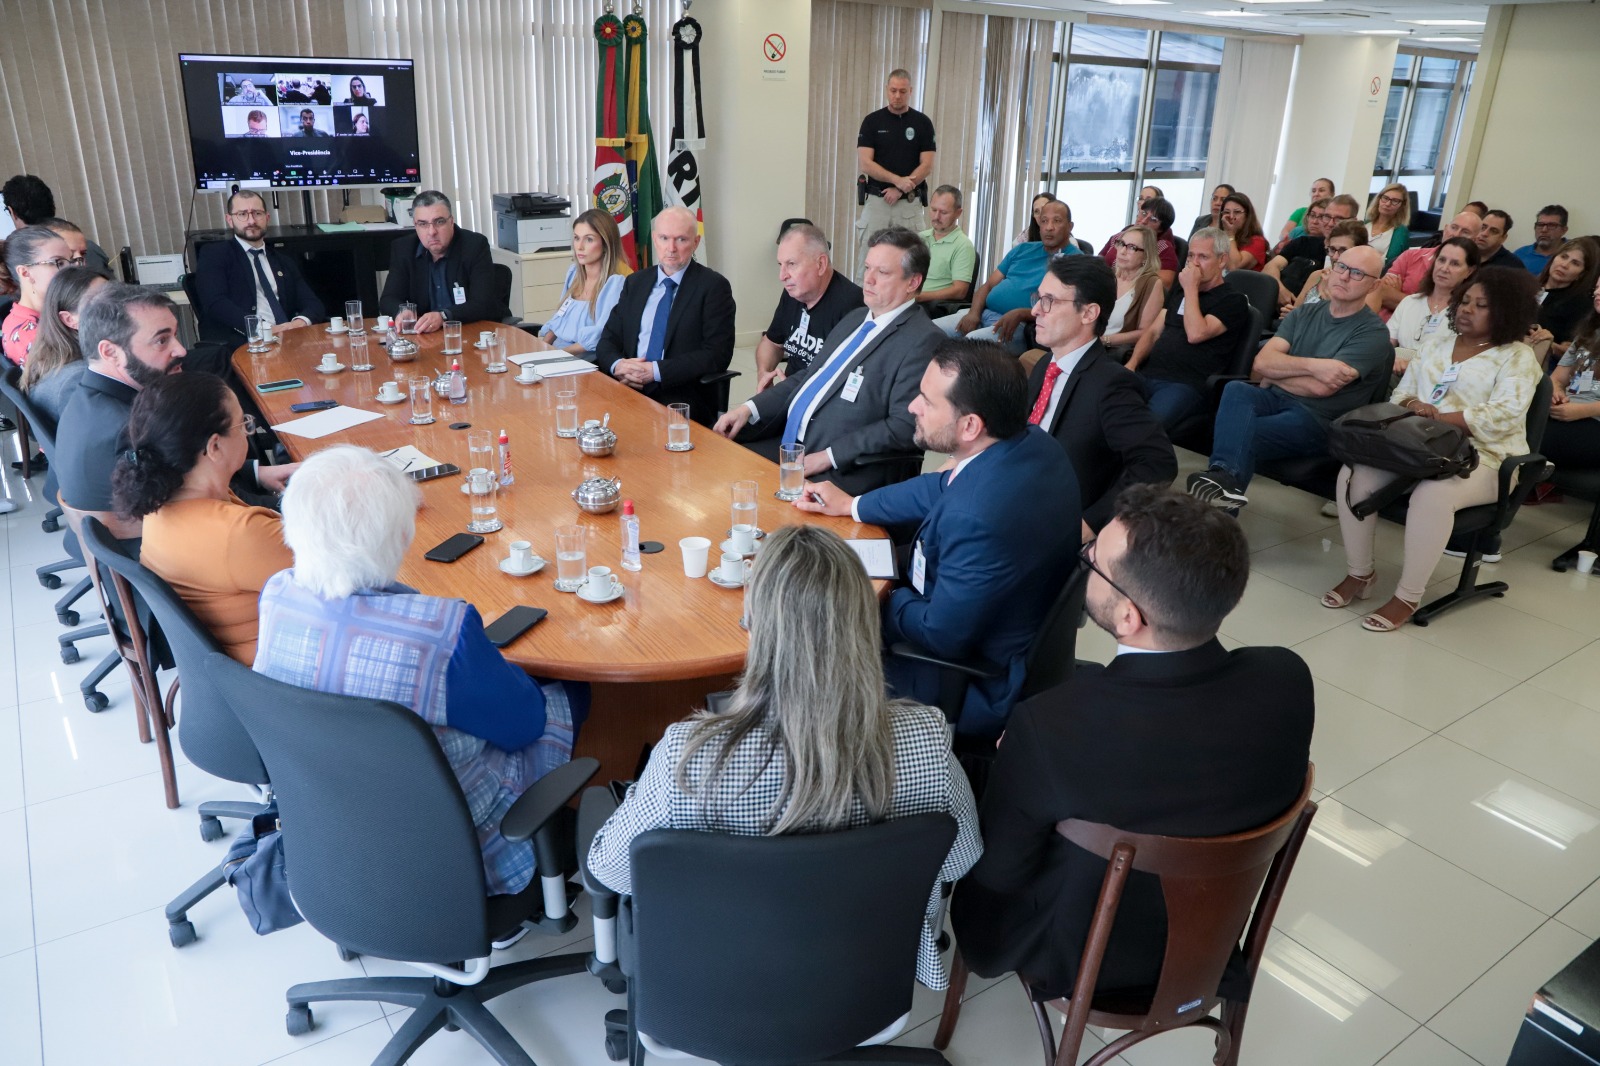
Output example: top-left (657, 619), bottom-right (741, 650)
top-left (595, 206), bottom-right (736, 425)
top-left (1379, 210), bottom-right (1483, 312)
top-left (1188, 244), bottom-right (1393, 512)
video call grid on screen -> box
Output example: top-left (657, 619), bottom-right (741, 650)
top-left (180, 53), bottom-right (420, 190)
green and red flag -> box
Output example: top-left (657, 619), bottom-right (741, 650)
top-left (622, 11), bottom-right (664, 269)
top-left (592, 11), bottom-right (637, 267)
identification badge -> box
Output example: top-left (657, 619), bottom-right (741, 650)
top-left (911, 541), bottom-right (927, 595)
top-left (798, 309), bottom-right (811, 337)
top-left (453, 283), bottom-right (467, 305)
top-left (1427, 362), bottom-right (1460, 405)
top-left (840, 369), bottom-right (865, 403)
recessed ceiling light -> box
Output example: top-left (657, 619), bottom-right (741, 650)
top-left (1197, 9), bottom-right (1270, 15)
top-left (1416, 36), bottom-right (1477, 43)
top-left (1090, 0), bottom-right (1172, 5)
top-left (1401, 19), bottom-right (1484, 26)
top-left (1237, 0), bottom-right (1321, 4)
top-left (1356, 30), bottom-right (1409, 36)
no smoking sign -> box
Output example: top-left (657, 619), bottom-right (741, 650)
top-left (762, 32), bottom-right (788, 79)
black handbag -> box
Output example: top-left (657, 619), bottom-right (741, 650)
top-left (1326, 402), bottom-right (1479, 518)
top-left (222, 804), bottom-right (304, 935)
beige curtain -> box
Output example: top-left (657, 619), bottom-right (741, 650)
top-left (1205, 38), bottom-right (1298, 231)
top-left (931, 11), bottom-right (1056, 282)
top-left (804, 0), bottom-right (931, 271)
top-left (0, 0), bottom-right (348, 259)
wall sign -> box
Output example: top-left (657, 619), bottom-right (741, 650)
top-left (762, 32), bottom-right (788, 80)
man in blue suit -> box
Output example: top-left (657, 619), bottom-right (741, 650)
top-left (194, 190), bottom-right (326, 344)
top-left (798, 338), bottom-right (1082, 738)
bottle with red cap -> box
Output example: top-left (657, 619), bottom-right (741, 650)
top-left (620, 499), bottom-right (641, 572)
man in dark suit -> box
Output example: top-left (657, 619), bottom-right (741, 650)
top-left (712, 226), bottom-right (940, 495)
top-left (194, 190), bottom-right (325, 344)
top-left (379, 190), bottom-right (507, 331)
top-left (595, 206), bottom-right (736, 425)
top-left (798, 339), bottom-right (1081, 738)
top-left (951, 485), bottom-right (1314, 1000)
top-left (1027, 255), bottom-right (1175, 536)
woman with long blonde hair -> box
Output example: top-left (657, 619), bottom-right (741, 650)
top-left (1365, 183), bottom-right (1412, 270)
top-left (1104, 224), bottom-right (1165, 349)
top-left (538, 207), bottom-right (632, 356)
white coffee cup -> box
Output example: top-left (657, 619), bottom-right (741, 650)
top-left (320, 352), bottom-right (339, 370)
top-left (517, 365), bottom-right (539, 382)
top-left (508, 540), bottom-right (534, 571)
top-left (680, 536), bottom-right (712, 578)
top-left (730, 524), bottom-right (756, 554)
top-left (330, 316), bottom-right (346, 332)
top-left (586, 565), bottom-right (617, 597)
top-left (1579, 550), bottom-right (1597, 574)
top-left (479, 331), bottom-right (496, 347)
top-left (717, 552), bottom-right (746, 583)
top-left (377, 381), bottom-right (402, 400)
top-left (375, 315), bottom-right (393, 331)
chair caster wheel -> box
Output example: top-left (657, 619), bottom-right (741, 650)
top-left (199, 816), bottom-right (224, 843)
top-left (39, 574), bottom-right (61, 590)
top-left (168, 920), bottom-right (197, 948)
top-left (602, 972), bottom-right (628, 995)
top-left (56, 609), bottom-right (79, 627)
top-left (336, 944), bottom-right (360, 962)
top-left (42, 517), bottom-right (58, 533)
top-left (84, 692), bottom-right (109, 713)
top-left (604, 1031), bottom-right (629, 1061)
top-left (286, 1004), bottom-right (314, 1037)
top-left (60, 646), bottom-right (80, 665)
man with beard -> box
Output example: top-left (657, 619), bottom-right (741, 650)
top-left (194, 190), bottom-right (325, 344)
top-left (950, 485), bottom-right (1313, 1002)
top-left (796, 338), bottom-right (1079, 739)
top-left (56, 283), bottom-right (296, 548)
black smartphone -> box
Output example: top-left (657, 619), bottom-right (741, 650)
top-left (290, 399), bottom-right (339, 413)
top-left (483, 605), bottom-right (548, 647)
top-left (256, 378), bottom-right (304, 393)
top-left (408, 463), bottom-right (461, 483)
top-left (424, 533), bottom-right (484, 563)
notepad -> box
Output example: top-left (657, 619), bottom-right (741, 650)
top-left (507, 353), bottom-right (599, 377)
top-left (377, 445), bottom-right (443, 475)
top-left (846, 539), bottom-right (898, 580)
top-left (270, 406), bottom-right (384, 439)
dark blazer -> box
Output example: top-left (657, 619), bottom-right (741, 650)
top-left (193, 239), bottom-right (326, 343)
top-left (951, 640), bottom-right (1314, 1000)
top-left (378, 227), bottom-right (506, 323)
top-left (1028, 341), bottom-right (1177, 531)
top-left (745, 304), bottom-right (940, 495)
top-left (860, 426), bottom-right (1081, 738)
top-left (594, 260), bottom-right (736, 425)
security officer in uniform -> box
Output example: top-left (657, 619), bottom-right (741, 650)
top-left (855, 68), bottom-right (937, 281)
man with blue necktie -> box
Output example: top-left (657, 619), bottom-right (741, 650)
top-left (798, 339), bottom-right (1082, 738)
top-left (713, 226), bottom-right (941, 494)
top-left (595, 206), bottom-right (736, 425)
top-left (194, 190), bottom-right (325, 344)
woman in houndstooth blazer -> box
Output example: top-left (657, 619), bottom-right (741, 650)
top-left (587, 525), bottom-right (982, 990)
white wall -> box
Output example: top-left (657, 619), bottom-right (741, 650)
top-left (694, 0), bottom-right (811, 343)
top-left (1268, 36), bottom-right (1398, 235)
top-left (1452, 3), bottom-right (1600, 238)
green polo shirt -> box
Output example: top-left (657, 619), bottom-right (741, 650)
top-left (919, 226), bottom-right (977, 294)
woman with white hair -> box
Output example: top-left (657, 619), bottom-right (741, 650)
top-left (254, 445), bottom-right (586, 904)
top-left (586, 524), bottom-right (981, 990)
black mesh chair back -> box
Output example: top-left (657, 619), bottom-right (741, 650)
top-left (0, 363), bottom-right (57, 453)
top-left (205, 651), bottom-right (493, 964)
top-left (492, 263), bottom-right (514, 322)
top-left (1019, 567), bottom-right (1089, 702)
top-left (82, 519), bottom-right (266, 788)
top-left (1223, 270), bottom-right (1282, 328)
top-left (626, 814), bottom-right (958, 1064)
top-left (1171, 235), bottom-right (1189, 268)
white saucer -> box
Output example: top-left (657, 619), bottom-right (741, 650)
top-left (576, 581), bottom-right (624, 604)
top-left (315, 363), bottom-right (346, 374)
top-left (720, 539), bottom-right (760, 558)
top-left (499, 556), bottom-right (545, 577)
top-left (474, 341), bottom-right (492, 350)
top-left (515, 373), bottom-right (542, 385)
top-left (709, 567), bottom-right (748, 589)
top-left (376, 393), bottom-right (406, 405)
top-left (725, 526), bottom-right (766, 539)
top-left (326, 326), bottom-right (348, 335)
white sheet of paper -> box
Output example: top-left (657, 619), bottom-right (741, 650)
top-left (270, 406), bottom-right (385, 440)
top-left (846, 539), bottom-right (897, 580)
top-left (377, 445), bottom-right (443, 475)
top-left (507, 353), bottom-right (599, 376)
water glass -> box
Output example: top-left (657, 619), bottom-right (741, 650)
top-left (244, 314), bottom-right (268, 352)
top-left (466, 468), bottom-right (502, 533)
top-left (397, 301), bottom-right (419, 334)
top-left (731, 480), bottom-right (759, 536)
top-left (408, 375), bottom-right (435, 425)
top-left (555, 525), bottom-right (588, 591)
top-left (555, 389), bottom-right (579, 438)
top-left (344, 300), bottom-right (364, 334)
top-left (348, 332), bottom-right (372, 372)
top-left (443, 319), bottom-right (463, 355)
top-left (484, 333), bottom-right (507, 373)
top-left (467, 429), bottom-right (494, 481)
top-left (777, 444), bottom-right (805, 501)
top-left (665, 402), bottom-right (692, 451)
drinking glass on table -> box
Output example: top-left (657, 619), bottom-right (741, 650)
top-left (483, 333), bottom-right (507, 373)
top-left (245, 314), bottom-right (268, 353)
top-left (555, 525), bottom-right (588, 592)
top-left (731, 480), bottom-right (759, 538)
top-left (466, 468), bottom-right (502, 534)
top-left (777, 444), bottom-right (805, 501)
top-left (555, 389), bottom-right (580, 437)
top-left (408, 375), bottom-right (436, 425)
top-left (397, 302), bottom-right (419, 334)
top-left (466, 429), bottom-right (495, 487)
top-left (348, 332), bottom-right (373, 372)
top-left (443, 320), bottom-right (463, 355)
top-left (665, 402), bottom-right (692, 451)
top-left (344, 300), bottom-right (365, 334)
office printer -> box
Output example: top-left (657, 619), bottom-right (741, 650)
top-left (494, 192), bottom-right (574, 253)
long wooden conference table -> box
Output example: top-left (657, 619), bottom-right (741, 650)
top-left (235, 321), bottom-right (888, 781)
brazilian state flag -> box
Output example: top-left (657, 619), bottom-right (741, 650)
top-left (623, 12), bottom-right (664, 269)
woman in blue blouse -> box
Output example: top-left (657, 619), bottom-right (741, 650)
top-left (538, 208), bottom-right (631, 355)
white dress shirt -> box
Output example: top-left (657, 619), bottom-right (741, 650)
top-left (235, 236), bottom-right (310, 327)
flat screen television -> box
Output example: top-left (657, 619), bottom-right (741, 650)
top-left (178, 53), bottom-right (421, 191)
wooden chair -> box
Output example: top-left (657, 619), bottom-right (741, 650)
top-left (936, 769), bottom-right (1317, 1066)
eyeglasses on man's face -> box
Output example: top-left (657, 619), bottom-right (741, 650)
top-left (1079, 539), bottom-right (1145, 625)
top-left (1030, 290), bottom-right (1072, 314)
top-left (1329, 261), bottom-right (1376, 282)
top-left (230, 209), bottom-right (268, 220)
top-left (414, 216), bottom-right (453, 231)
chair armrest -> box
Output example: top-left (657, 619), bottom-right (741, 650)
top-left (924, 299), bottom-right (969, 319)
top-left (577, 785), bottom-right (621, 900)
top-left (699, 369), bottom-right (740, 386)
top-left (888, 642), bottom-right (1003, 681)
top-left (1495, 453), bottom-right (1553, 528)
top-left (500, 756), bottom-right (600, 843)
top-left (516, 322), bottom-right (545, 336)
top-left (855, 451), bottom-right (924, 468)
top-left (1208, 373), bottom-right (1249, 404)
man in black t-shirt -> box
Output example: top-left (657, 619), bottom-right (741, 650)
top-left (755, 223), bottom-right (864, 391)
top-left (1127, 228), bottom-right (1253, 431)
top-left (855, 68), bottom-right (936, 280)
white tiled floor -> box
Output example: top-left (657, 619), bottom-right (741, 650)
top-left (4, 422), bottom-right (1600, 1065)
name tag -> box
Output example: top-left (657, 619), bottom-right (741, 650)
top-left (1428, 362), bottom-right (1460, 404)
top-left (453, 283), bottom-right (467, 305)
top-left (840, 369), bottom-right (866, 403)
top-left (797, 308), bottom-right (811, 337)
top-left (911, 541), bottom-right (927, 595)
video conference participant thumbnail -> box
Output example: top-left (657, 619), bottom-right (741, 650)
top-left (221, 73), bottom-right (275, 106)
top-left (282, 106), bottom-right (333, 138)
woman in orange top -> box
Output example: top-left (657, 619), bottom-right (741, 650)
top-left (110, 372), bottom-right (293, 663)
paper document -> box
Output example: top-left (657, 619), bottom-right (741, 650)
top-left (507, 353), bottom-right (598, 376)
top-left (377, 445), bottom-right (443, 475)
top-left (270, 406), bottom-right (384, 440)
top-left (846, 539), bottom-right (898, 580)
top-left (314, 222), bottom-right (365, 233)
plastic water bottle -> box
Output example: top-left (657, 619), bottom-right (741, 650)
top-left (447, 359), bottom-right (467, 405)
top-left (619, 499), bottom-right (641, 572)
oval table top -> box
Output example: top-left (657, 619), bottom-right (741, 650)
top-left (233, 321), bottom-right (890, 682)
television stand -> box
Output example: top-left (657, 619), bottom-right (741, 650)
top-left (301, 189), bottom-right (316, 226)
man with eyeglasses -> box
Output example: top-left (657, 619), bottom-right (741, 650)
top-left (1475, 209), bottom-right (1527, 271)
top-left (1188, 244), bottom-right (1392, 511)
top-left (194, 189), bottom-right (325, 344)
top-left (1261, 194), bottom-right (1357, 309)
top-left (379, 189), bottom-right (506, 333)
top-left (1515, 205), bottom-right (1569, 274)
top-left (951, 484), bottom-right (1312, 1005)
